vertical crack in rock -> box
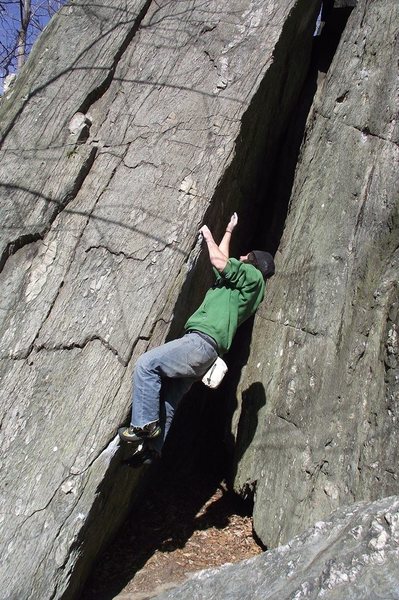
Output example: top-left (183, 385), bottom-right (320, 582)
top-left (76, 0), bottom-right (153, 117)
top-left (0, 1), bottom-right (154, 144)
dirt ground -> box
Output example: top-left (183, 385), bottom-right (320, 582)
top-left (81, 456), bottom-right (263, 600)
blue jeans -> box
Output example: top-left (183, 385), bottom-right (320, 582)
top-left (131, 332), bottom-right (218, 453)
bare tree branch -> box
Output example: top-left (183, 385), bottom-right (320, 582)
top-left (1, 0), bottom-right (66, 87)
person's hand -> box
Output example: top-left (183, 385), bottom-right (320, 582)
top-left (226, 212), bottom-right (238, 233)
top-left (199, 225), bottom-right (213, 242)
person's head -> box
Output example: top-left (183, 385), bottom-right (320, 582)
top-left (240, 250), bottom-right (275, 280)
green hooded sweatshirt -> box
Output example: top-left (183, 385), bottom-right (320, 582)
top-left (184, 258), bottom-right (265, 355)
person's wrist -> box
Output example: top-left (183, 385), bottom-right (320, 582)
top-left (226, 228), bottom-right (233, 233)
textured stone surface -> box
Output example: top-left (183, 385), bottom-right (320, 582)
top-left (0, 1), bottom-right (320, 598)
top-left (154, 496), bottom-right (399, 600)
top-left (232, 0), bottom-right (399, 548)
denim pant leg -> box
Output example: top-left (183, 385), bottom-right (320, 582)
top-left (149, 377), bottom-right (195, 454)
top-left (131, 333), bottom-right (217, 429)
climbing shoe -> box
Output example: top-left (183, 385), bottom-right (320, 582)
top-left (123, 443), bottom-right (161, 468)
top-left (118, 421), bottom-right (161, 444)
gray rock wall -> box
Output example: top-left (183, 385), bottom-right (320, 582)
top-left (155, 495), bottom-right (399, 600)
top-left (0, 1), bottom-right (320, 598)
top-left (232, 0), bottom-right (399, 547)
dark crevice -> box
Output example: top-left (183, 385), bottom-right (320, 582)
top-left (181, 5), bottom-right (355, 485)
top-left (254, 6), bottom-right (354, 255)
top-left (143, 1), bottom-right (357, 556)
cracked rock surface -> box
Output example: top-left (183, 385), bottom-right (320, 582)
top-left (0, 0), bottom-right (321, 598)
top-left (154, 495), bottom-right (399, 600)
top-left (232, 0), bottom-right (399, 548)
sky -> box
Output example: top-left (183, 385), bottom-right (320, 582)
top-left (0, 0), bottom-right (65, 91)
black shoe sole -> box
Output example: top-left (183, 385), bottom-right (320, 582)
top-left (118, 425), bottom-right (161, 444)
top-left (123, 447), bottom-right (160, 468)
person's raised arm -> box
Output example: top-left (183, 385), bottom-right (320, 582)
top-left (218, 212), bottom-right (238, 258)
top-left (200, 225), bottom-right (228, 272)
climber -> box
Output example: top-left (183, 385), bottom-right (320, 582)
top-left (118, 213), bottom-right (275, 465)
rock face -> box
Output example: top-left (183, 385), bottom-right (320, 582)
top-left (0, 1), bottom-right (321, 598)
top-left (154, 495), bottom-right (399, 600)
top-left (232, 0), bottom-right (399, 548)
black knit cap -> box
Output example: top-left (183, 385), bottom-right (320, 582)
top-left (251, 251), bottom-right (275, 279)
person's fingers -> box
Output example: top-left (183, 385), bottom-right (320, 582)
top-left (230, 212), bottom-right (238, 227)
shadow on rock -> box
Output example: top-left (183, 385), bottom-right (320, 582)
top-left (79, 452), bottom-right (251, 600)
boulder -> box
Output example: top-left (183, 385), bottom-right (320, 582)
top-left (232, 0), bottom-right (399, 547)
top-left (154, 495), bottom-right (399, 600)
top-left (0, 0), bottom-right (321, 597)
